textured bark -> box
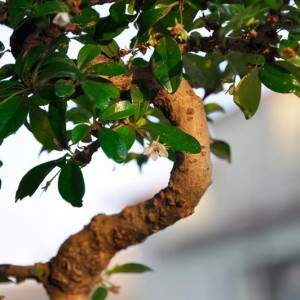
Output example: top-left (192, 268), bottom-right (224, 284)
top-left (0, 67), bottom-right (212, 299)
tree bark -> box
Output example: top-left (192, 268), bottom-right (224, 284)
top-left (0, 66), bottom-right (212, 299)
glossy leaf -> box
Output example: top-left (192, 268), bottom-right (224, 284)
top-left (130, 84), bottom-right (150, 120)
top-left (0, 96), bottom-right (29, 139)
top-left (259, 63), bottom-right (300, 93)
top-left (109, 0), bottom-right (126, 22)
top-left (204, 103), bottom-right (225, 115)
top-left (95, 16), bottom-right (128, 42)
top-left (0, 64), bottom-right (15, 80)
top-left (0, 80), bottom-right (22, 99)
top-left (48, 100), bottom-right (67, 148)
top-left (81, 79), bottom-right (120, 110)
top-left (137, 6), bottom-right (172, 35)
top-left (54, 79), bottom-right (75, 98)
top-left (85, 62), bottom-right (128, 76)
top-left (58, 160), bottom-right (85, 207)
top-left (71, 124), bottom-right (90, 144)
top-left (152, 36), bottom-right (182, 94)
top-left (116, 125), bottom-right (136, 150)
top-left (98, 40), bottom-right (120, 58)
top-left (99, 101), bottom-right (135, 121)
top-left (29, 105), bottom-right (61, 150)
top-left (142, 123), bottom-right (201, 153)
top-left (77, 44), bottom-right (102, 70)
top-left (72, 7), bottom-right (99, 27)
top-left (36, 63), bottom-right (84, 87)
top-left (210, 139), bottom-right (231, 162)
top-left (91, 287), bottom-right (108, 300)
top-left (234, 68), bottom-right (261, 120)
top-left (34, 1), bottom-right (69, 16)
top-left (106, 263), bottom-right (152, 275)
top-left (98, 128), bottom-right (127, 163)
top-left (15, 158), bottom-right (61, 201)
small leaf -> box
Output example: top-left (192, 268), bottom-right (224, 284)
top-left (137, 6), bottom-right (172, 35)
top-left (85, 62), bottom-right (128, 76)
top-left (71, 124), bottom-right (90, 144)
top-left (98, 40), bottom-right (120, 58)
top-left (210, 139), bottom-right (231, 162)
top-left (130, 84), bottom-right (150, 120)
top-left (77, 44), bottom-right (102, 70)
top-left (0, 277), bottom-right (13, 283)
top-left (48, 100), bottom-right (67, 148)
top-left (58, 160), bottom-right (85, 207)
top-left (81, 79), bottom-right (120, 110)
top-left (29, 105), bottom-right (61, 150)
top-left (142, 123), bottom-right (201, 153)
top-left (95, 16), bottom-right (129, 42)
top-left (0, 64), bottom-right (15, 80)
top-left (15, 158), bottom-right (61, 201)
top-left (116, 125), bottom-right (136, 150)
top-left (34, 1), bottom-right (69, 16)
top-left (98, 128), bottom-right (127, 163)
top-left (36, 63), bottom-right (84, 87)
top-left (99, 101), bottom-right (135, 121)
top-left (0, 96), bottom-right (29, 139)
top-left (106, 263), bottom-right (152, 276)
top-left (259, 63), bottom-right (300, 93)
top-left (152, 36), bottom-right (182, 94)
top-left (234, 68), bottom-right (261, 120)
top-left (204, 103), bottom-right (225, 115)
top-left (54, 79), bottom-right (75, 98)
top-left (91, 286), bottom-right (108, 300)
top-left (109, 0), bottom-right (126, 22)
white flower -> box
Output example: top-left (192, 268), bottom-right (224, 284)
top-left (143, 141), bottom-right (168, 161)
top-left (53, 12), bottom-right (70, 27)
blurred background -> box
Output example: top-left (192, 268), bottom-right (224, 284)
top-left (1, 6), bottom-right (300, 300)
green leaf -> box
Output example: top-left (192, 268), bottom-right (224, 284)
top-left (85, 62), bottom-right (128, 76)
top-left (29, 105), bottom-right (61, 150)
top-left (0, 64), bottom-right (15, 80)
top-left (109, 0), bottom-right (126, 22)
top-left (58, 160), bottom-right (85, 207)
top-left (0, 277), bottom-right (13, 283)
top-left (204, 103), bottom-right (225, 115)
top-left (137, 6), bottom-right (172, 35)
top-left (77, 44), bottom-right (102, 70)
top-left (210, 139), bottom-right (231, 162)
top-left (99, 101), bottom-right (135, 121)
top-left (36, 63), bottom-right (84, 87)
top-left (142, 123), bottom-right (201, 153)
top-left (234, 68), bottom-right (261, 120)
top-left (95, 16), bottom-right (129, 42)
top-left (81, 79), bottom-right (120, 110)
top-left (116, 125), bottom-right (136, 150)
top-left (130, 84), bottom-right (150, 120)
top-left (91, 286), bottom-right (108, 300)
top-left (54, 79), bottom-right (75, 98)
top-left (48, 100), bottom-right (67, 148)
top-left (106, 263), bottom-right (152, 276)
top-left (183, 53), bottom-right (223, 93)
top-left (259, 63), bottom-right (300, 93)
top-left (98, 40), bottom-right (120, 58)
top-left (71, 124), bottom-right (90, 144)
top-left (0, 96), bottom-right (29, 139)
top-left (0, 80), bottom-right (23, 99)
top-left (34, 1), bottom-right (69, 16)
top-left (98, 128), bottom-right (127, 163)
top-left (15, 158), bottom-right (61, 201)
top-left (72, 7), bottom-right (99, 27)
top-left (152, 36), bottom-right (182, 94)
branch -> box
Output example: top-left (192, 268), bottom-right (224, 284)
top-left (44, 68), bottom-right (212, 298)
top-left (0, 263), bottom-right (48, 284)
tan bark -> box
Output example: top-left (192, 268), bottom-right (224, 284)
top-left (0, 66), bottom-right (212, 299)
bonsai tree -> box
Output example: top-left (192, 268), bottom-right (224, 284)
top-left (0, 0), bottom-right (299, 299)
